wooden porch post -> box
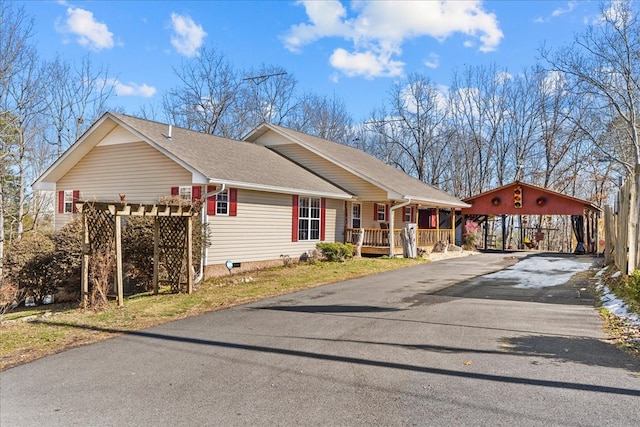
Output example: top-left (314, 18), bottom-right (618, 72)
top-left (450, 208), bottom-right (455, 245)
top-left (388, 205), bottom-right (395, 257)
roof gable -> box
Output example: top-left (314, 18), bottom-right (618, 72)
top-left (244, 123), bottom-right (469, 208)
top-left (35, 112), bottom-right (351, 199)
top-left (461, 181), bottom-right (601, 215)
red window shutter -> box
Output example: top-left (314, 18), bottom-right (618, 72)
top-left (229, 188), bottom-right (238, 216)
top-left (171, 186), bottom-right (179, 196)
top-left (72, 190), bottom-right (80, 213)
top-left (373, 203), bottom-right (378, 221)
top-left (320, 198), bottom-right (326, 241)
top-left (207, 186), bottom-right (216, 215)
top-left (191, 185), bottom-right (201, 201)
top-left (385, 204), bottom-right (389, 222)
top-left (411, 207), bottom-right (415, 222)
top-left (58, 191), bottom-right (64, 213)
top-left (292, 195), bottom-right (299, 242)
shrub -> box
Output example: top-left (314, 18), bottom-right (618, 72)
top-left (48, 217), bottom-right (83, 296)
top-left (3, 232), bottom-right (57, 304)
top-left (316, 242), bottom-right (354, 262)
top-left (122, 216), bottom-right (155, 291)
top-left (463, 220), bottom-right (480, 250)
top-left (623, 270), bottom-right (640, 311)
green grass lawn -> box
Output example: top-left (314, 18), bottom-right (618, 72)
top-left (1, 257), bottom-right (427, 370)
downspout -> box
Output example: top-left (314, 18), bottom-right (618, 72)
top-left (195, 183), bottom-right (226, 283)
top-left (388, 198), bottom-right (411, 257)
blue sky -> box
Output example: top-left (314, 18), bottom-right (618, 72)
top-left (19, 0), bottom-right (602, 121)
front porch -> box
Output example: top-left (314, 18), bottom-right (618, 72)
top-left (346, 228), bottom-right (455, 256)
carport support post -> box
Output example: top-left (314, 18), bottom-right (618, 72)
top-left (501, 215), bottom-right (507, 251)
top-left (483, 216), bottom-right (489, 249)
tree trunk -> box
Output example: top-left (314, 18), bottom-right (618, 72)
top-left (0, 178), bottom-right (4, 286)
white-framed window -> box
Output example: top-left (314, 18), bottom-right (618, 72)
top-left (351, 203), bottom-right (361, 228)
top-left (216, 189), bottom-right (229, 215)
top-left (404, 207), bottom-right (412, 222)
top-left (178, 186), bottom-right (192, 201)
top-left (63, 190), bottom-right (74, 214)
top-left (298, 197), bottom-right (321, 241)
top-left (376, 203), bottom-right (387, 222)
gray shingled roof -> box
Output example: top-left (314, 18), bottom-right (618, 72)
top-left (110, 113), bottom-right (351, 198)
top-left (247, 123), bottom-right (469, 208)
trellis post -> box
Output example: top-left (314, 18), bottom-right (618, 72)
top-left (186, 216), bottom-right (193, 294)
top-left (153, 218), bottom-right (160, 295)
top-left (114, 215), bottom-right (124, 306)
top-left (81, 213), bottom-right (90, 307)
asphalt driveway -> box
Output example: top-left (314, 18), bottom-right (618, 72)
top-left (2, 252), bottom-right (639, 426)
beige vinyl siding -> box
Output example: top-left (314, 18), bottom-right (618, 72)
top-left (269, 144), bottom-right (387, 200)
top-left (354, 202), bottom-right (414, 229)
top-left (55, 141), bottom-right (191, 230)
top-left (206, 189), bottom-right (345, 265)
top-left (96, 125), bottom-right (140, 146)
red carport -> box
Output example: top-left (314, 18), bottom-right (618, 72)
top-left (461, 181), bottom-right (601, 253)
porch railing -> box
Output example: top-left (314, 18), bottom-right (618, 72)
top-left (416, 229), bottom-right (453, 246)
top-left (346, 228), bottom-right (401, 247)
top-left (346, 228), bottom-right (452, 248)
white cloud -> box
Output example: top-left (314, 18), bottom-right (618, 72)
top-left (495, 70), bottom-right (512, 83)
top-left (423, 53), bottom-right (439, 69)
top-left (283, 0), bottom-right (503, 78)
top-left (330, 48), bottom-right (404, 79)
top-left (170, 13), bottom-right (206, 57)
top-left (552, 1), bottom-right (577, 17)
top-left (534, 1), bottom-right (577, 23)
top-left (56, 6), bottom-right (114, 51)
top-left (106, 79), bottom-right (156, 97)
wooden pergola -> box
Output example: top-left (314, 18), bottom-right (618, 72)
top-left (77, 201), bottom-right (197, 307)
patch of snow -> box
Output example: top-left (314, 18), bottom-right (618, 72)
top-left (597, 284), bottom-right (640, 328)
top-left (482, 257), bottom-right (592, 289)
top-left (594, 266), bottom-right (608, 278)
top-left (611, 271), bottom-right (622, 278)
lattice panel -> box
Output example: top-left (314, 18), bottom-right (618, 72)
top-left (158, 216), bottom-right (187, 292)
top-left (85, 206), bottom-right (115, 253)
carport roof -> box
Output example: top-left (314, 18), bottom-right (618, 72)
top-left (461, 181), bottom-right (601, 216)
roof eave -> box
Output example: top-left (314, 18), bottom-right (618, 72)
top-left (209, 178), bottom-right (352, 200)
top-left (246, 123), bottom-right (406, 196)
top-left (33, 112), bottom-right (115, 188)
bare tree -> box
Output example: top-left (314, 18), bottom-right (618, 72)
top-left (43, 54), bottom-right (115, 156)
top-left (365, 74), bottom-right (451, 185)
top-left (543, 1), bottom-right (640, 272)
top-left (498, 69), bottom-right (542, 185)
top-left (236, 64), bottom-right (300, 134)
top-left (449, 64), bottom-right (509, 195)
top-left (4, 55), bottom-right (45, 241)
top-left (0, 1), bottom-right (39, 282)
top-left (163, 46), bottom-right (240, 137)
top-left (294, 92), bottom-right (354, 144)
